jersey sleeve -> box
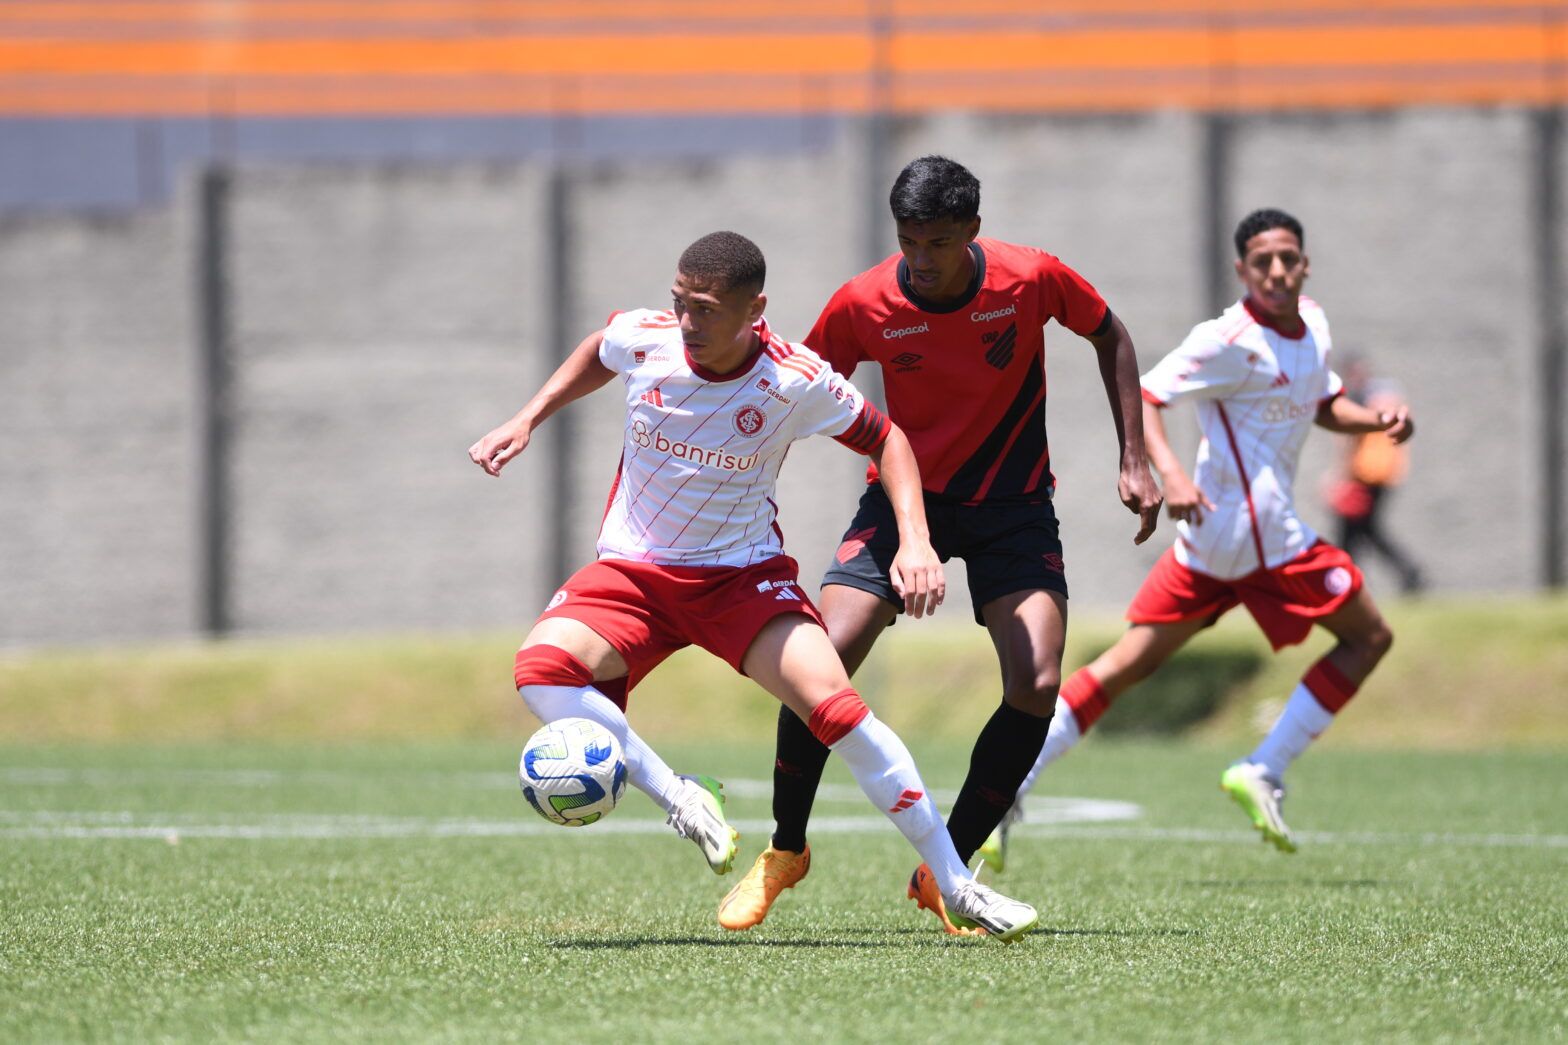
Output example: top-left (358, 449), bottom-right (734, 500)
top-left (802, 286), bottom-right (868, 378)
top-left (794, 362), bottom-right (891, 455)
top-left (1321, 368), bottom-right (1345, 404)
top-left (1037, 256), bottom-right (1110, 338)
top-left (1140, 325), bottom-right (1255, 406)
top-left (597, 308), bottom-right (674, 373)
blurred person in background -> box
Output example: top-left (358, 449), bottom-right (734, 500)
top-left (1325, 358), bottom-right (1424, 594)
top-left (987, 208), bottom-right (1416, 865)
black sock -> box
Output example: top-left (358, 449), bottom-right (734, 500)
top-left (946, 701), bottom-right (1053, 864)
top-left (770, 704), bottom-right (832, 853)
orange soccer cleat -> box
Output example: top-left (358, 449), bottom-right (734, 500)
top-left (906, 863), bottom-right (984, 937)
top-left (717, 844), bottom-right (811, 930)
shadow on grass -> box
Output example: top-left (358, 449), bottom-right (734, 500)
top-left (1185, 878), bottom-right (1388, 889)
top-left (1037, 927), bottom-right (1199, 938)
top-left (549, 934), bottom-right (915, 950)
top-left (551, 925), bottom-right (1200, 949)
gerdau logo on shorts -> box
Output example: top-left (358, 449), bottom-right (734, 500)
top-left (631, 419), bottom-right (758, 471)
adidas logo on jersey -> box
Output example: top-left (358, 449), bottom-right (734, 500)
top-left (1270, 371), bottom-right (1291, 388)
top-left (639, 388), bottom-right (665, 407)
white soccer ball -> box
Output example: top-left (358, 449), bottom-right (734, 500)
top-left (519, 718), bottom-right (627, 827)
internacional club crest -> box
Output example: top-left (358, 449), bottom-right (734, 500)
top-left (733, 405), bottom-right (767, 437)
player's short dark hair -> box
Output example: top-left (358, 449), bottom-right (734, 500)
top-left (889, 155), bottom-right (981, 225)
top-left (677, 231), bottom-right (766, 296)
top-left (1234, 208), bottom-right (1305, 257)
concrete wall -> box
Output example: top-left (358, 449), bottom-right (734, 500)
top-left (2, 107), bottom-right (1561, 647)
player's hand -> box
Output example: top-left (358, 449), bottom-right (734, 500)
top-left (1162, 473), bottom-right (1215, 527)
top-left (1380, 406), bottom-right (1414, 444)
top-left (889, 541), bottom-right (945, 620)
top-left (468, 419), bottom-right (531, 477)
top-left (1119, 462), bottom-right (1163, 544)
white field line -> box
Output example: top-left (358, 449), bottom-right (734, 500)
top-left (4, 768), bottom-right (1565, 849)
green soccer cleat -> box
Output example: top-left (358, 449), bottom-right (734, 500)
top-left (976, 800), bottom-right (1023, 874)
top-left (667, 774), bottom-right (739, 874)
top-left (1221, 762), bottom-right (1297, 854)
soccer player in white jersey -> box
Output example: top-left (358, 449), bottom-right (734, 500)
top-left (469, 231), bottom-right (1038, 939)
top-left (981, 209), bottom-right (1415, 863)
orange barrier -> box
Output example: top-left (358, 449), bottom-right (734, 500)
top-left (0, 1), bottom-right (1562, 114)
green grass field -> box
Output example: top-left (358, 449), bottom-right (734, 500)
top-left (3, 739), bottom-right (1565, 1042)
top-left (3, 598), bottom-right (1566, 1041)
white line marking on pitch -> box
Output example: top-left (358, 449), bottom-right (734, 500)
top-left (1, 809), bottom-right (1565, 849)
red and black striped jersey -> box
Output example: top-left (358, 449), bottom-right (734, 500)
top-left (804, 238), bottom-right (1109, 502)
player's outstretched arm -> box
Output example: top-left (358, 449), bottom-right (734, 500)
top-left (468, 329), bottom-right (616, 477)
top-left (1315, 395), bottom-right (1415, 444)
top-left (1144, 399), bottom-right (1217, 526)
top-left (1085, 312), bottom-right (1162, 543)
top-left (868, 424), bottom-right (945, 619)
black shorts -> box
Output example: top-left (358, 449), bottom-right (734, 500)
top-left (821, 484), bottom-right (1068, 625)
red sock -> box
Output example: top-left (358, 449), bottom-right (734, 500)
top-left (1303, 657), bottom-right (1358, 713)
top-left (513, 644), bottom-right (593, 690)
top-left (1061, 668), bottom-right (1110, 733)
top-left (807, 689), bottom-right (870, 746)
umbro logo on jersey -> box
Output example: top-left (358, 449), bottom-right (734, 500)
top-left (888, 789), bottom-right (924, 813)
top-left (883, 322), bottom-right (930, 340)
top-left (639, 388), bottom-right (665, 407)
top-left (983, 322), bottom-right (1018, 370)
top-left (1270, 371), bottom-right (1291, 388)
top-left (891, 352), bottom-right (923, 372)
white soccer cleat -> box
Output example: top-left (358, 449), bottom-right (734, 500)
top-left (943, 879), bottom-right (1039, 943)
top-left (1220, 761), bottom-right (1297, 854)
top-left (666, 774), bottom-right (739, 875)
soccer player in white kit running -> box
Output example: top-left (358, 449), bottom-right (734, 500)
top-left (982, 209), bottom-right (1415, 863)
top-left (469, 231), bottom-right (1038, 939)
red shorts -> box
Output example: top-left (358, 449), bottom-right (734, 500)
top-left (1126, 540), bottom-right (1363, 651)
top-left (536, 555), bottom-right (824, 697)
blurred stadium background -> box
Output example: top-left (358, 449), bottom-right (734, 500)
top-left (2, 0), bottom-right (1564, 648)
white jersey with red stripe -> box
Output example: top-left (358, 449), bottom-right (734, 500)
top-left (594, 308), bottom-right (890, 568)
top-left (1140, 297), bottom-right (1344, 580)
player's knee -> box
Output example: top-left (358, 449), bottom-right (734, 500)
top-left (1002, 669), bottom-right (1060, 716)
top-left (1364, 620), bottom-right (1394, 661)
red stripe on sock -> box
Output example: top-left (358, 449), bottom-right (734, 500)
top-left (1061, 668), bottom-right (1110, 733)
top-left (513, 644), bottom-right (594, 690)
top-left (1303, 658), bottom-right (1358, 713)
top-left (807, 688), bottom-right (870, 747)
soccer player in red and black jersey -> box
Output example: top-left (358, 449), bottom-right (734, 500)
top-left (718, 156), bottom-right (1163, 934)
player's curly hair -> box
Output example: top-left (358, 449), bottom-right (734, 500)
top-left (677, 231), bottom-right (766, 295)
top-left (889, 155), bottom-right (981, 225)
top-left (1234, 208), bottom-right (1304, 257)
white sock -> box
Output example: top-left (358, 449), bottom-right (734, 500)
top-left (518, 684), bottom-right (683, 813)
top-left (1015, 695), bottom-right (1082, 803)
top-left (1248, 683), bottom-right (1335, 780)
top-left (829, 712), bottom-right (971, 896)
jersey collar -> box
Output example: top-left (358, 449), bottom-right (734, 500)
top-left (896, 242), bottom-right (987, 314)
top-left (684, 317), bottom-right (771, 382)
top-left (1242, 296), bottom-right (1307, 340)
